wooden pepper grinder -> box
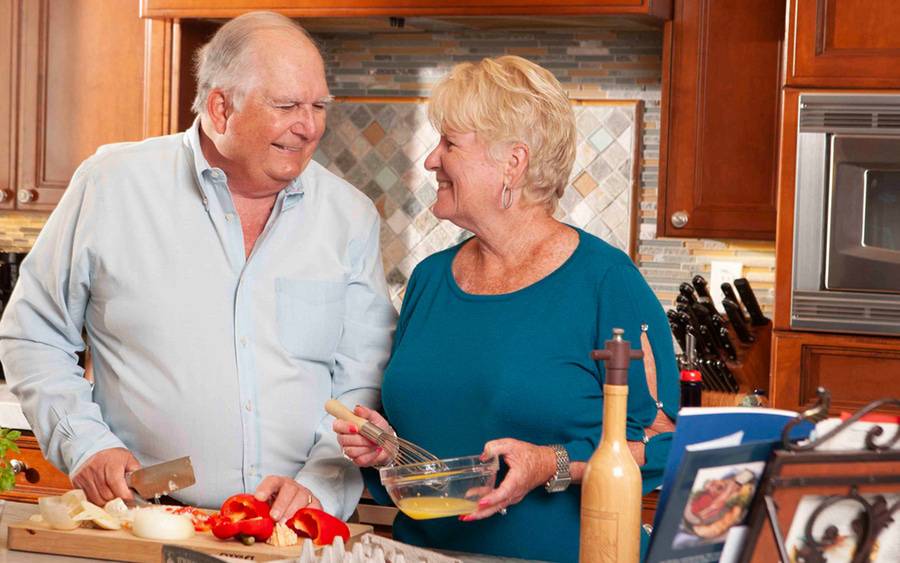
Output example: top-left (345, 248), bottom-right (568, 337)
top-left (581, 328), bottom-right (643, 563)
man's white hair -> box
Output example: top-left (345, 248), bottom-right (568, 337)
top-left (191, 11), bottom-right (319, 116)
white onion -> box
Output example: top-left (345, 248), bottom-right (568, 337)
top-left (38, 497), bottom-right (79, 530)
top-left (131, 508), bottom-right (195, 541)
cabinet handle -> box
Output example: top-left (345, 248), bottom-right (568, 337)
top-left (670, 211), bottom-right (689, 228)
top-left (0, 189), bottom-right (12, 203)
top-left (9, 459), bottom-right (41, 483)
top-left (17, 189), bottom-right (38, 204)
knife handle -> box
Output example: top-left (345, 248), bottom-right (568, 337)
top-left (723, 298), bottom-right (755, 343)
top-left (734, 278), bottom-right (769, 326)
top-left (718, 326), bottom-right (738, 361)
top-left (691, 275), bottom-right (711, 299)
top-left (678, 283), bottom-right (698, 305)
top-left (720, 283), bottom-right (749, 322)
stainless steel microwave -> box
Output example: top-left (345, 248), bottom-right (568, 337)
top-left (792, 93), bottom-right (900, 336)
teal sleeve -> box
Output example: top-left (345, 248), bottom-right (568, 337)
top-left (596, 264), bottom-right (678, 460)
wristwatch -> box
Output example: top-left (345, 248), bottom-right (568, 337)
top-left (544, 444), bottom-right (572, 493)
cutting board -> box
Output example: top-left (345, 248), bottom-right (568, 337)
top-left (7, 518), bottom-right (372, 562)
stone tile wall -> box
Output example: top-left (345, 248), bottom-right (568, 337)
top-left (0, 27), bottom-right (776, 314)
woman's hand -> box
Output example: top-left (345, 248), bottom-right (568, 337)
top-left (332, 405), bottom-right (395, 468)
top-left (460, 438), bottom-right (556, 521)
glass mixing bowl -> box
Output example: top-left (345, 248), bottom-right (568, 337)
top-left (379, 455), bottom-right (500, 520)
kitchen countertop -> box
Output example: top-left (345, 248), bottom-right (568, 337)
top-left (0, 501), bottom-right (546, 563)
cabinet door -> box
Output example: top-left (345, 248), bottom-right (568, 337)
top-left (15, 0), bottom-right (148, 211)
top-left (771, 330), bottom-right (900, 414)
top-left (787, 0), bottom-right (900, 88)
top-left (0, 0), bottom-right (15, 209)
top-left (657, 0), bottom-right (783, 240)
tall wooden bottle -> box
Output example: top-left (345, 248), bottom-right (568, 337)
top-left (580, 328), bottom-right (643, 562)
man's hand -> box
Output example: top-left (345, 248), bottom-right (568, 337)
top-left (72, 447), bottom-right (141, 505)
top-left (254, 476), bottom-right (322, 523)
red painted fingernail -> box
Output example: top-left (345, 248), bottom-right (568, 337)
top-left (349, 424), bottom-right (358, 434)
top-left (459, 515), bottom-right (472, 522)
top-left (376, 447), bottom-right (383, 453)
top-left (478, 499), bottom-right (489, 507)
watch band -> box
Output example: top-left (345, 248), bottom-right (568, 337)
top-left (544, 444), bottom-right (572, 493)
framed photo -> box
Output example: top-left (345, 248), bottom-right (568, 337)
top-left (740, 450), bottom-right (900, 563)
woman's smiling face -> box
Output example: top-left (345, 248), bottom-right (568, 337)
top-left (424, 129), bottom-right (506, 229)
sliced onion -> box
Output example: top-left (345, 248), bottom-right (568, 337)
top-left (38, 497), bottom-right (79, 530)
top-left (73, 500), bottom-right (121, 530)
top-left (132, 508), bottom-right (195, 541)
top-left (60, 489), bottom-right (87, 511)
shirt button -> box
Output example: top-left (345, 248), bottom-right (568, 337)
top-left (240, 336), bottom-right (248, 347)
top-left (245, 400), bottom-right (253, 412)
top-left (225, 213), bottom-right (234, 222)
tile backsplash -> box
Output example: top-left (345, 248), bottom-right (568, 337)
top-left (0, 27), bottom-right (775, 314)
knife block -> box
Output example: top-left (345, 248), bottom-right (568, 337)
top-left (702, 321), bottom-right (772, 407)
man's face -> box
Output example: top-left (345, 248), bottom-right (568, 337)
top-left (217, 37), bottom-right (330, 195)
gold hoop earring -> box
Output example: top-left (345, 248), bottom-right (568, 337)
top-left (500, 183), bottom-right (512, 209)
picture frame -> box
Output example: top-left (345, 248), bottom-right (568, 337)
top-left (739, 447), bottom-right (900, 562)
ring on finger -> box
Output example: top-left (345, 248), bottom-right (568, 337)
top-left (341, 448), bottom-right (352, 461)
top-left (499, 507), bottom-right (508, 516)
top-left (305, 494), bottom-right (313, 506)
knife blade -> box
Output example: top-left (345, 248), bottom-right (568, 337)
top-left (734, 278), bottom-right (769, 326)
top-left (125, 456), bottom-right (195, 500)
top-left (722, 298), bottom-right (755, 343)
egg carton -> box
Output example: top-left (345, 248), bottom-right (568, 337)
top-left (274, 533), bottom-right (462, 563)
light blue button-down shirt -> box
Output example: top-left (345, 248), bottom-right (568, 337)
top-left (0, 120), bottom-right (396, 518)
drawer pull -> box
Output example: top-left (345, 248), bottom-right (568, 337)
top-left (9, 459), bottom-right (41, 483)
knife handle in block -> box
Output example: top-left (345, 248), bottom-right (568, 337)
top-left (325, 399), bottom-right (369, 429)
top-left (734, 278), bottom-right (769, 326)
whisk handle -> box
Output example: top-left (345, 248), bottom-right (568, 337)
top-left (325, 399), bottom-right (369, 428)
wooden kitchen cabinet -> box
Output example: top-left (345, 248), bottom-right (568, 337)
top-left (770, 330), bottom-right (900, 415)
top-left (786, 0), bottom-right (900, 89)
top-left (141, 0), bottom-right (672, 19)
top-left (656, 0), bottom-right (783, 240)
top-left (1, 0), bottom-right (162, 212)
top-left (1, 433), bottom-right (72, 503)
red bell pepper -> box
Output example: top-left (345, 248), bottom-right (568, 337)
top-left (286, 508), bottom-right (350, 546)
top-left (212, 494), bottom-right (275, 542)
top-left (219, 493), bottom-right (271, 521)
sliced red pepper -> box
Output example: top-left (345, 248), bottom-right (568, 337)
top-left (211, 514), bottom-right (241, 540)
top-left (237, 516), bottom-right (274, 541)
top-left (220, 493), bottom-right (271, 521)
top-left (286, 508), bottom-right (350, 546)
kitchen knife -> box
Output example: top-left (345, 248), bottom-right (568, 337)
top-left (720, 282), bottom-right (749, 322)
top-left (691, 275), bottom-right (721, 316)
top-left (734, 278), bottom-right (769, 326)
top-left (678, 282), bottom-right (698, 305)
top-left (711, 359), bottom-right (740, 393)
top-left (667, 309), bottom-right (687, 353)
top-left (717, 326), bottom-right (738, 361)
top-left (691, 303), bottom-right (726, 358)
top-left (722, 298), bottom-right (755, 343)
top-left (125, 456), bottom-right (195, 500)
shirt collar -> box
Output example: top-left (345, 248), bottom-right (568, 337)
top-left (183, 118), bottom-right (306, 201)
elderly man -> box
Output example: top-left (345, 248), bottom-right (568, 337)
top-left (0, 12), bottom-right (395, 522)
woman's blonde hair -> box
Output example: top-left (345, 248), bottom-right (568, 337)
top-left (428, 55), bottom-right (577, 211)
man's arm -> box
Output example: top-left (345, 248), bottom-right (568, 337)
top-left (293, 214), bottom-right (397, 519)
top-left (0, 163), bottom-right (128, 477)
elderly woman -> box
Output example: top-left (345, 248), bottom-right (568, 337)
top-left (335, 55), bottom-right (677, 561)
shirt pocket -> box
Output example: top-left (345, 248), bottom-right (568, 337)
top-left (275, 279), bottom-right (346, 362)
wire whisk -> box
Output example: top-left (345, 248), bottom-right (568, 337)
top-left (326, 400), bottom-right (441, 466)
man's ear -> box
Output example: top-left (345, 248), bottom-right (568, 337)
top-left (505, 143), bottom-right (530, 187)
top-left (206, 89), bottom-right (230, 135)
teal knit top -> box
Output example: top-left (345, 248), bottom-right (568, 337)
top-left (365, 228), bottom-right (678, 562)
